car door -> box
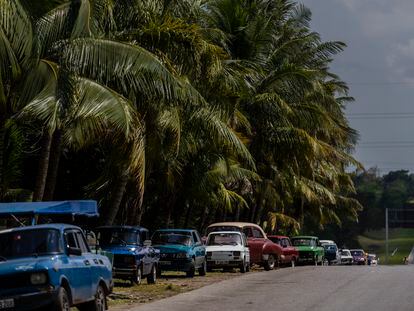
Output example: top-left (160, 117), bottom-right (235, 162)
top-left (242, 234), bottom-right (250, 264)
top-left (140, 231), bottom-right (152, 275)
top-left (279, 238), bottom-right (290, 263)
top-left (192, 231), bottom-right (205, 267)
top-left (64, 230), bottom-right (93, 303)
top-left (246, 227), bottom-right (265, 263)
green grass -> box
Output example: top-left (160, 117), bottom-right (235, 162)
top-left (358, 228), bottom-right (414, 265)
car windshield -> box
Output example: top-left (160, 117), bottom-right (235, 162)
top-left (207, 233), bottom-right (242, 246)
top-left (98, 229), bottom-right (139, 246)
top-left (152, 232), bottom-right (192, 246)
top-left (206, 226), bottom-right (241, 235)
top-left (0, 229), bottom-right (62, 259)
top-left (292, 238), bottom-right (315, 246)
top-left (351, 250), bottom-right (364, 256)
top-left (323, 244), bottom-right (337, 251)
top-left (341, 250), bottom-right (351, 256)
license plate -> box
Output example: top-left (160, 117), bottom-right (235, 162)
top-left (0, 299), bottom-right (14, 309)
top-left (159, 261), bottom-right (171, 265)
top-left (215, 260), bottom-right (229, 264)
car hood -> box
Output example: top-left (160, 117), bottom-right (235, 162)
top-left (153, 244), bottom-right (192, 254)
top-left (206, 245), bottom-right (244, 252)
top-left (296, 246), bottom-right (318, 251)
top-left (0, 256), bottom-right (57, 275)
top-left (100, 245), bottom-right (142, 255)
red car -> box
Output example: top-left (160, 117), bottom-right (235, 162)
top-left (206, 222), bottom-right (283, 270)
top-left (267, 235), bottom-right (299, 266)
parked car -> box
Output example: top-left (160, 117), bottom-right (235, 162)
top-left (206, 222), bottom-right (282, 270)
top-left (206, 231), bottom-right (250, 272)
top-left (152, 229), bottom-right (206, 277)
top-left (267, 235), bottom-right (299, 266)
top-left (320, 240), bottom-right (335, 245)
top-left (367, 254), bottom-right (378, 266)
top-left (322, 243), bottom-right (340, 265)
top-left (291, 236), bottom-right (325, 265)
top-left (96, 226), bottom-right (160, 285)
top-left (350, 249), bottom-right (367, 265)
top-left (0, 224), bottom-right (113, 311)
top-left (340, 249), bottom-right (353, 265)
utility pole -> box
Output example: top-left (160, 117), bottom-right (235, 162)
top-left (385, 208), bottom-right (389, 265)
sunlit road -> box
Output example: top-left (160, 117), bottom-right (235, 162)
top-left (121, 265), bottom-right (414, 311)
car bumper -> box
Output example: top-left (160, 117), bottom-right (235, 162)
top-left (341, 259), bottom-right (353, 265)
top-left (158, 259), bottom-right (193, 272)
top-left (207, 260), bottom-right (243, 268)
top-left (113, 267), bottom-right (137, 279)
top-left (0, 288), bottom-right (59, 311)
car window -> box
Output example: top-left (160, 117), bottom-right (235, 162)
top-left (243, 227), bottom-right (253, 238)
top-left (284, 238), bottom-right (291, 247)
top-left (75, 231), bottom-right (90, 253)
top-left (192, 232), bottom-right (199, 244)
top-left (252, 228), bottom-right (264, 238)
top-left (65, 231), bottom-right (78, 248)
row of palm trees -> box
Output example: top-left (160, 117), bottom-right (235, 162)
top-left (0, 0), bottom-right (362, 234)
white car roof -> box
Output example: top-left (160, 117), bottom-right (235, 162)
top-left (208, 231), bottom-right (243, 236)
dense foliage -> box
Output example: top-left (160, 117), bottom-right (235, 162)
top-left (0, 0), bottom-right (361, 233)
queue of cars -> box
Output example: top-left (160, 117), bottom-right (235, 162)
top-left (0, 202), bottom-right (378, 311)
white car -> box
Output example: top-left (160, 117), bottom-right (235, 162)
top-left (206, 231), bottom-right (250, 272)
top-left (367, 254), bottom-right (378, 266)
top-left (340, 249), bottom-right (353, 265)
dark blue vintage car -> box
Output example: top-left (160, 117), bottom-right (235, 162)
top-left (96, 226), bottom-right (160, 285)
top-left (0, 224), bottom-right (113, 311)
top-left (152, 229), bottom-right (207, 277)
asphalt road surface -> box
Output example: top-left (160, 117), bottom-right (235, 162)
top-left (123, 265), bottom-right (414, 311)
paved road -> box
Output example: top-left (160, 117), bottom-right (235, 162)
top-left (123, 265), bottom-right (414, 311)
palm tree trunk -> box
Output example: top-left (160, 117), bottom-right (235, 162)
top-left (100, 169), bottom-right (129, 226)
top-left (43, 130), bottom-right (63, 201)
top-left (300, 196), bottom-right (305, 233)
top-left (33, 132), bottom-right (53, 201)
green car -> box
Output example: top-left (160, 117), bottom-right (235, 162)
top-left (291, 236), bottom-right (325, 265)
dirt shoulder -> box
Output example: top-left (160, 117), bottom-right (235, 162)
top-left (109, 269), bottom-right (263, 310)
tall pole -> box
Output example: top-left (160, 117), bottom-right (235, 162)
top-left (385, 208), bottom-right (389, 265)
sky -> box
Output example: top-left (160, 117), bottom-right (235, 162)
top-left (302, 0), bottom-right (414, 174)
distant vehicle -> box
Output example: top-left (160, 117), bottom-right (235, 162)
top-left (206, 231), bottom-right (250, 272)
top-left (350, 249), bottom-right (367, 265)
top-left (0, 224), bottom-right (113, 311)
top-left (291, 236), bottom-right (325, 265)
top-left (340, 249), bottom-right (353, 265)
top-left (96, 226), bottom-right (160, 285)
top-left (322, 243), bottom-right (340, 265)
top-left (152, 229), bottom-right (206, 277)
top-left (267, 235), bottom-right (299, 266)
top-left (367, 254), bottom-right (378, 266)
top-left (206, 222), bottom-right (282, 270)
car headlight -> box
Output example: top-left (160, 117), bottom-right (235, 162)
top-left (30, 272), bottom-right (48, 285)
top-left (175, 253), bottom-right (189, 259)
top-left (233, 251), bottom-right (241, 256)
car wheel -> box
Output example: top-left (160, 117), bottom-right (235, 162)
top-left (198, 260), bottom-right (207, 276)
top-left (264, 254), bottom-right (276, 271)
top-left (147, 264), bottom-right (157, 284)
top-left (132, 266), bottom-right (142, 285)
top-left (52, 287), bottom-right (70, 311)
top-left (240, 259), bottom-right (247, 273)
top-left (246, 263), bottom-right (250, 272)
top-left (186, 259), bottom-right (196, 278)
top-left (78, 285), bottom-right (107, 311)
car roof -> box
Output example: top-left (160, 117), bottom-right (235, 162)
top-left (96, 225), bottom-right (148, 232)
top-left (155, 229), bottom-right (195, 233)
top-left (291, 235), bottom-right (318, 239)
top-left (0, 223), bottom-right (80, 233)
top-left (267, 235), bottom-right (289, 239)
top-left (208, 231), bottom-right (243, 235)
top-left (208, 222), bottom-right (263, 229)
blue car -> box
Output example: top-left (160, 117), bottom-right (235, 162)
top-left (152, 229), bottom-right (207, 277)
top-left (0, 224), bottom-right (113, 311)
top-left (96, 226), bottom-right (160, 285)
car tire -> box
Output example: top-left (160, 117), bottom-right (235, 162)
top-left (240, 259), bottom-right (247, 273)
top-left (147, 264), bottom-right (157, 284)
top-left (52, 287), bottom-right (70, 311)
top-left (78, 285), bottom-right (106, 311)
top-left (264, 254), bottom-right (277, 271)
top-left (132, 266), bottom-right (142, 285)
top-left (198, 260), bottom-right (207, 276)
top-left (246, 263), bottom-right (250, 272)
top-left (186, 259), bottom-right (196, 278)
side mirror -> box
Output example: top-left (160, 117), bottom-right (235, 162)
top-left (143, 240), bottom-right (152, 247)
top-left (68, 247), bottom-right (82, 256)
